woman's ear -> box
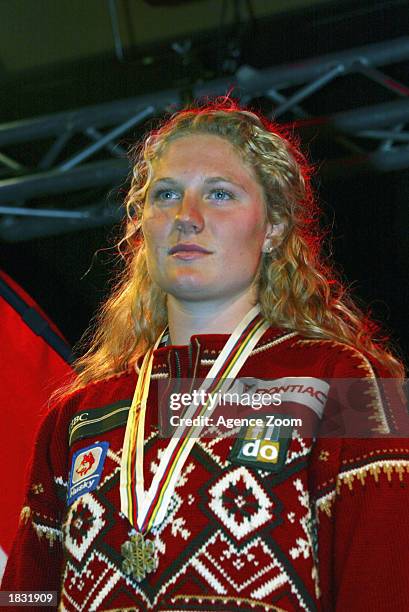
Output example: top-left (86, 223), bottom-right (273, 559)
top-left (262, 223), bottom-right (286, 253)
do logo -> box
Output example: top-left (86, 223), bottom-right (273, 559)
top-left (229, 418), bottom-right (293, 472)
top-left (238, 439), bottom-right (280, 463)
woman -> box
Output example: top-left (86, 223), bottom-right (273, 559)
top-left (3, 102), bottom-right (408, 611)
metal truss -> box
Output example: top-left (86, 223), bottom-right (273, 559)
top-left (1, 36), bottom-right (409, 241)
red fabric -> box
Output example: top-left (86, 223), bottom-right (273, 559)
top-left (2, 328), bottom-right (409, 610)
top-left (0, 271), bottom-right (72, 557)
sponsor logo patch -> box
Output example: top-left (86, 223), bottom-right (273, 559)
top-left (68, 400), bottom-right (131, 446)
top-left (229, 376), bottom-right (329, 418)
top-left (67, 442), bottom-right (109, 505)
top-left (229, 418), bottom-right (292, 472)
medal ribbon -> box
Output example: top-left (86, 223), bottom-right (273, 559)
top-left (120, 305), bottom-right (269, 532)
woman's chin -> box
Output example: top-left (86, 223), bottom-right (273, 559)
top-left (161, 272), bottom-right (214, 299)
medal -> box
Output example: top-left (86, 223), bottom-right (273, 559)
top-left (121, 532), bottom-right (156, 582)
top-left (120, 305), bottom-right (269, 575)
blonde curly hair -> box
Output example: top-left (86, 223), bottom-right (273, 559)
top-left (65, 100), bottom-right (404, 392)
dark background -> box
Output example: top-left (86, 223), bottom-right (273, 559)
top-left (0, 0), bottom-right (408, 364)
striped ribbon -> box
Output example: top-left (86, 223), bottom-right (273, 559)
top-left (120, 305), bottom-right (269, 532)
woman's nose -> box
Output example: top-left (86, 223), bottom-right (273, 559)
top-left (174, 193), bottom-right (204, 234)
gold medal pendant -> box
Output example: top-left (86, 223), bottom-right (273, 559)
top-left (121, 532), bottom-right (157, 582)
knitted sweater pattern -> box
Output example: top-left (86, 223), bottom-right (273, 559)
top-left (3, 327), bottom-right (409, 611)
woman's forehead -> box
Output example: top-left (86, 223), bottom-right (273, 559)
top-left (156, 132), bottom-right (236, 156)
top-left (150, 133), bottom-right (258, 181)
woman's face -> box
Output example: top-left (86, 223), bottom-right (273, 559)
top-left (142, 133), bottom-right (272, 304)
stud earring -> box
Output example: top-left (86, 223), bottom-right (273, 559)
top-left (262, 238), bottom-right (274, 254)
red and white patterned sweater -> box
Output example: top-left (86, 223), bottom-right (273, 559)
top-left (2, 326), bottom-right (409, 611)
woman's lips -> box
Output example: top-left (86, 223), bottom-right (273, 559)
top-left (172, 251), bottom-right (210, 260)
top-left (168, 244), bottom-right (212, 260)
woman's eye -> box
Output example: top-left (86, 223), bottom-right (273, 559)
top-left (209, 189), bottom-right (234, 201)
top-left (152, 190), bottom-right (180, 202)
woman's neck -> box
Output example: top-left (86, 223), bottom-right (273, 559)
top-left (167, 289), bottom-right (258, 346)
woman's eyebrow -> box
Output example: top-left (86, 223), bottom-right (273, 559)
top-left (150, 177), bottom-right (179, 187)
top-left (204, 176), bottom-right (247, 191)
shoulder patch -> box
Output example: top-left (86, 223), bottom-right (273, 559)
top-left (68, 400), bottom-right (131, 446)
top-left (67, 442), bottom-right (109, 505)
